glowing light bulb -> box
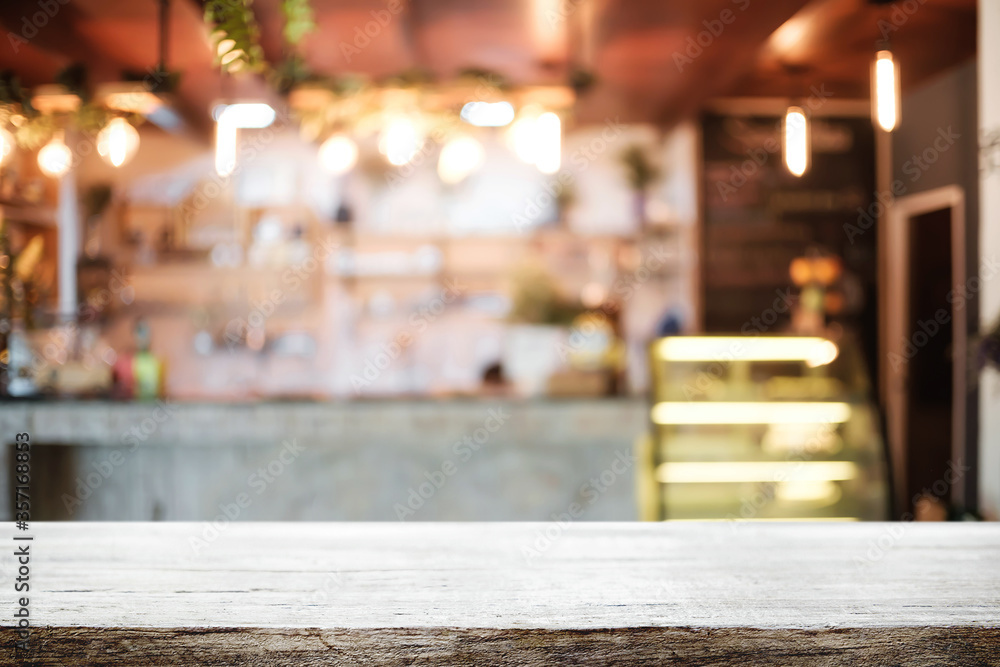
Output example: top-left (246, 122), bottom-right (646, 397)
top-left (319, 134), bottom-right (358, 175)
top-left (97, 117), bottom-right (140, 168)
top-left (0, 128), bottom-right (15, 167)
top-left (437, 135), bottom-right (485, 184)
top-left (215, 120), bottom-right (237, 177)
top-left (507, 105), bottom-right (544, 165)
top-left (535, 112), bottom-right (561, 174)
top-left (872, 49), bottom-right (899, 132)
top-left (379, 117), bottom-right (423, 166)
top-left (37, 132), bottom-right (72, 178)
top-left (783, 106), bottom-right (809, 177)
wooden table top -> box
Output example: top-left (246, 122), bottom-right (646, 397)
top-left (4, 522), bottom-right (999, 665)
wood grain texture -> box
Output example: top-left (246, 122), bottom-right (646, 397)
top-left (2, 522), bottom-right (998, 665)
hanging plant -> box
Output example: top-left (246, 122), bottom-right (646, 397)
top-left (204, 0), bottom-right (266, 74)
top-left (281, 0), bottom-right (315, 47)
top-left (13, 113), bottom-right (55, 150)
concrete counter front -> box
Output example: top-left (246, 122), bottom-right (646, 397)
top-left (0, 399), bottom-right (646, 521)
top-left (1, 522), bottom-right (998, 665)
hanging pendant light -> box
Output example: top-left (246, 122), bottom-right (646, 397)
top-left (783, 105), bottom-right (810, 177)
top-left (37, 131), bottom-right (72, 178)
top-left (319, 133), bottom-right (358, 175)
top-left (872, 48), bottom-right (900, 132)
top-left (97, 117), bottom-right (140, 168)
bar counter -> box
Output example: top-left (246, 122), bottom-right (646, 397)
top-left (2, 522), bottom-right (998, 665)
top-left (0, 398), bottom-right (646, 521)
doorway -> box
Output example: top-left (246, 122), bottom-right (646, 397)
top-left (885, 186), bottom-right (967, 518)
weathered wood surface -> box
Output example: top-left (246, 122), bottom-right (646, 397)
top-left (2, 522), bottom-right (999, 665)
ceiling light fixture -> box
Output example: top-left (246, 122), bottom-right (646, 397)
top-left (37, 131), bottom-right (72, 178)
top-left (783, 105), bottom-right (809, 177)
top-left (213, 103), bottom-right (276, 177)
top-left (460, 101), bottom-right (515, 127)
top-left (319, 133), bottom-right (358, 175)
top-left (97, 117), bottom-right (140, 168)
top-left (872, 48), bottom-right (899, 132)
top-left (379, 117), bottom-right (424, 166)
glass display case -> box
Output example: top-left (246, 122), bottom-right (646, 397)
top-left (638, 335), bottom-right (890, 521)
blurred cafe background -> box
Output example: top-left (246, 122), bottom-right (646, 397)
top-left (0, 0), bottom-right (997, 524)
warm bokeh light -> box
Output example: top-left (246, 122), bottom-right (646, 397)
top-left (535, 111), bottom-right (561, 174)
top-left (97, 117), bottom-right (140, 168)
top-left (37, 132), bottom-right (72, 178)
top-left (379, 117), bottom-right (424, 166)
top-left (319, 133), bottom-right (358, 175)
top-left (651, 401), bottom-right (852, 425)
top-left (873, 49), bottom-right (899, 132)
top-left (654, 336), bottom-right (839, 367)
top-left (783, 105), bottom-right (809, 177)
top-left (655, 460), bottom-right (858, 484)
top-left (0, 127), bottom-right (15, 167)
top-left (437, 135), bottom-right (485, 184)
top-left (509, 114), bottom-right (540, 165)
top-left (460, 101), bottom-right (515, 127)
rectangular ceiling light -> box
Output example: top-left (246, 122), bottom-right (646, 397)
top-left (214, 103), bottom-right (276, 128)
top-left (655, 460), bottom-right (859, 484)
top-left (651, 401), bottom-right (851, 425)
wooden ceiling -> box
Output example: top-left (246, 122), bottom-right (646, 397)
top-left (0, 0), bottom-right (977, 138)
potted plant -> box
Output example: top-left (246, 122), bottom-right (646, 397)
top-left (504, 262), bottom-right (583, 396)
top-left (619, 144), bottom-right (660, 230)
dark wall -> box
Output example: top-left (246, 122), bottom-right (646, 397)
top-left (891, 58), bottom-right (980, 511)
top-left (700, 112), bottom-right (879, 376)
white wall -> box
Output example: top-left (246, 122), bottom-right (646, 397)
top-left (980, 0), bottom-right (1000, 520)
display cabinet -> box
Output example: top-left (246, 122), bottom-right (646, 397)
top-left (639, 335), bottom-right (890, 521)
